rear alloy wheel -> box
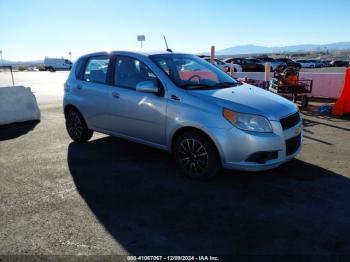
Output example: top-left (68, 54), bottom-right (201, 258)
top-left (174, 131), bottom-right (221, 179)
top-left (65, 108), bottom-right (93, 142)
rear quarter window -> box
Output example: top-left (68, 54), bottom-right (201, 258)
top-left (74, 58), bottom-right (86, 80)
top-left (83, 56), bottom-right (110, 84)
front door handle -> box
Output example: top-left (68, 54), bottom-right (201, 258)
top-left (170, 94), bottom-right (180, 101)
top-left (76, 85), bottom-right (83, 90)
top-left (112, 92), bottom-right (120, 98)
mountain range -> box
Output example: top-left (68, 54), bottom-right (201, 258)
top-left (1, 59), bottom-right (43, 67)
top-left (202, 42), bottom-right (350, 56)
top-left (1, 42), bottom-right (350, 65)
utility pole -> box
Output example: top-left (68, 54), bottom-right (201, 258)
top-left (210, 46), bottom-right (215, 64)
top-left (68, 51), bottom-right (72, 60)
top-left (0, 50), bottom-right (3, 66)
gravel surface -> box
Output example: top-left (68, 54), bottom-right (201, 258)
top-left (1, 72), bottom-right (350, 258)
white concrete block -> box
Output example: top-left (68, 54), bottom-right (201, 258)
top-left (0, 86), bottom-right (41, 125)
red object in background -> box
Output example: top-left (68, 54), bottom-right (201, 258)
top-left (332, 68), bottom-right (350, 116)
top-left (179, 71), bottom-right (218, 82)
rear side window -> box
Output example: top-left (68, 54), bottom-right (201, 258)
top-left (84, 56), bottom-right (110, 84)
top-left (75, 58), bottom-right (85, 79)
top-left (114, 56), bottom-right (157, 90)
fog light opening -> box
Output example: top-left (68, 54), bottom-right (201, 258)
top-left (246, 151), bottom-right (278, 164)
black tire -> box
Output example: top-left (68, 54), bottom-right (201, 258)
top-left (65, 108), bottom-right (93, 142)
top-left (301, 95), bottom-right (308, 108)
top-left (174, 131), bottom-right (221, 179)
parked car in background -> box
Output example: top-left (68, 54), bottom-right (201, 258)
top-left (321, 60), bottom-right (332, 67)
top-left (330, 60), bottom-right (349, 67)
top-left (200, 56), bottom-right (242, 72)
top-left (44, 57), bottom-right (73, 72)
top-left (308, 60), bottom-right (325, 68)
top-left (223, 58), bottom-right (265, 72)
top-left (255, 57), bottom-right (286, 71)
top-left (275, 58), bottom-right (302, 70)
top-left (64, 51), bottom-right (302, 178)
top-left (294, 60), bottom-right (316, 68)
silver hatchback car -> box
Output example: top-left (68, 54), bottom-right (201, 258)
top-left (64, 51), bottom-right (303, 178)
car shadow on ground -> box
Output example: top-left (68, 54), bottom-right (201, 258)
top-left (67, 136), bottom-right (350, 256)
top-left (0, 120), bottom-right (39, 141)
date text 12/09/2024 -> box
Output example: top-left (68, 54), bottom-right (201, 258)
top-left (127, 256), bottom-right (220, 261)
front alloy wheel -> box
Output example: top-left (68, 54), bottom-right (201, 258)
top-left (178, 139), bottom-right (209, 175)
top-left (174, 131), bottom-right (221, 179)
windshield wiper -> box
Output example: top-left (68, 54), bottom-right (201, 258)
top-left (181, 83), bottom-right (214, 89)
top-left (181, 81), bottom-right (241, 90)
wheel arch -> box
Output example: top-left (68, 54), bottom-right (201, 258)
top-left (64, 104), bottom-right (89, 126)
top-left (64, 104), bottom-right (81, 116)
top-left (170, 126), bottom-right (222, 159)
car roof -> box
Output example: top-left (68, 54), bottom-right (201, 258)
top-left (79, 50), bottom-right (190, 59)
top-left (256, 57), bottom-right (275, 60)
top-left (246, 58), bottom-right (262, 61)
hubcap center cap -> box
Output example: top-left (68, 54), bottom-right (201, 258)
top-left (190, 152), bottom-right (197, 161)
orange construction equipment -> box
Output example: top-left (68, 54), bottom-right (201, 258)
top-left (332, 67), bottom-right (350, 116)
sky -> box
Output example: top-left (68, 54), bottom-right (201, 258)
top-left (0, 0), bottom-right (350, 61)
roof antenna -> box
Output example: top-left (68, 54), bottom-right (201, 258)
top-left (163, 35), bottom-right (173, 52)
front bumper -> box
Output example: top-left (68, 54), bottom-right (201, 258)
top-left (212, 119), bottom-right (303, 172)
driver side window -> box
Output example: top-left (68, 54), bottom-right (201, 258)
top-left (114, 56), bottom-right (158, 90)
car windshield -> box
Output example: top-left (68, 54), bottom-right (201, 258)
top-left (214, 59), bottom-right (225, 65)
top-left (150, 54), bottom-right (239, 89)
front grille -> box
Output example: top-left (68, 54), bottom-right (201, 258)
top-left (285, 134), bottom-right (301, 156)
top-left (280, 112), bottom-right (301, 130)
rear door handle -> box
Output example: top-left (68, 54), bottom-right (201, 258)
top-left (112, 92), bottom-right (120, 98)
top-left (76, 85), bottom-right (82, 90)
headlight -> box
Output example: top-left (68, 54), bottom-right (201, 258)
top-left (223, 108), bottom-right (272, 132)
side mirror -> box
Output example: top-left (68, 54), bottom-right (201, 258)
top-left (136, 81), bottom-right (159, 93)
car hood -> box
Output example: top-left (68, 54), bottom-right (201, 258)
top-left (189, 84), bottom-right (298, 121)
